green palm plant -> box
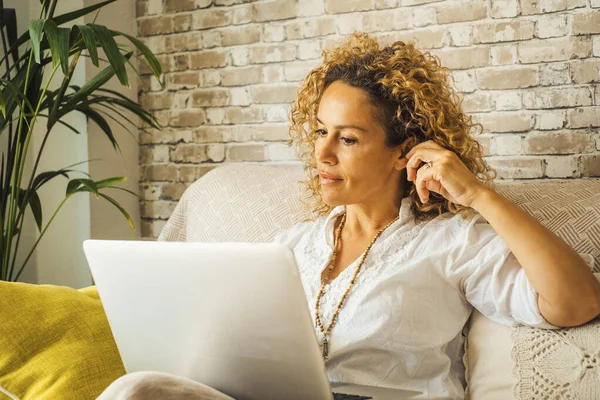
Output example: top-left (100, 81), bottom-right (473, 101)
top-left (0, 0), bottom-right (162, 281)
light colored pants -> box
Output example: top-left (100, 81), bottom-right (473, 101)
top-left (97, 371), bottom-right (235, 400)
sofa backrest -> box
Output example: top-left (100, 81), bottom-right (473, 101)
top-left (159, 164), bottom-right (600, 271)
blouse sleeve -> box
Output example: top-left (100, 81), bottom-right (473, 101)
top-left (443, 213), bottom-right (560, 329)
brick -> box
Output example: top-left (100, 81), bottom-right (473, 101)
top-left (267, 143), bottom-right (297, 161)
top-left (178, 165), bottom-right (218, 182)
top-left (191, 88), bottom-right (231, 107)
top-left (299, 17), bottom-right (338, 38)
top-left (436, 1), bottom-right (487, 24)
top-left (494, 135), bottom-right (523, 155)
top-left (227, 145), bottom-right (266, 161)
top-left (596, 86), bottom-right (600, 106)
top-left (165, 0), bottom-right (194, 13)
top-left (165, 33), bottom-right (201, 53)
top-left (568, 107), bottom-right (600, 128)
top-left (141, 219), bottom-right (167, 239)
top-left (284, 60), bottom-right (321, 81)
top-left (170, 144), bottom-right (210, 163)
top-left (579, 154), bottom-right (600, 176)
top-left (592, 0), bottom-right (600, 7)
top-left (138, 16), bottom-right (173, 36)
top-left (168, 54), bottom-right (189, 72)
top-left (490, 44), bottom-right (517, 66)
top-left (335, 13), bottom-right (364, 35)
top-left (142, 36), bottom-right (165, 54)
top-left (264, 104), bottom-right (291, 122)
top-left (206, 108), bottom-right (226, 124)
top-left (363, 10), bottom-right (411, 32)
top-left (518, 37), bottom-right (591, 64)
top-left (431, 46), bottom-right (490, 70)
top-left (173, 14), bottom-right (191, 32)
top-left (253, 0), bottom-right (296, 22)
top-left (595, 36), bottom-right (600, 57)
top-left (375, 0), bottom-right (398, 8)
top-left (298, 0), bottom-right (325, 16)
top-left (229, 87), bottom-right (251, 106)
top-left (250, 43), bottom-right (296, 64)
top-left (140, 145), bottom-right (170, 163)
top-left (570, 60), bottom-right (600, 84)
top-left (199, 69), bottom-right (222, 86)
top-left (521, 0), bottom-right (586, 15)
top-left (192, 9), bottom-right (232, 30)
top-left (222, 25), bottom-right (261, 46)
top-left (251, 84), bottom-right (298, 104)
top-left (490, 0), bottom-right (519, 18)
top-left (194, 125), bottom-right (253, 142)
top-left (476, 111), bottom-right (534, 133)
top-left (285, 21), bottom-right (302, 40)
top-left (493, 91), bottom-right (522, 111)
top-left (476, 135), bottom-right (493, 156)
top-left (230, 47), bottom-right (249, 66)
top-left (262, 65), bottom-right (285, 82)
top-left (448, 25), bottom-right (473, 47)
top-left (170, 109), bottom-right (207, 127)
top-left (166, 71), bottom-right (200, 89)
top-left (298, 39), bottom-right (323, 60)
top-left (232, 5), bottom-right (253, 25)
top-left (263, 24), bottom-right (286, 42)
top-left (141, 201), bottom-right (177, 219)
top-left (485, 156), bottom-right (544, 179)
top-left (190, 50), bottom-right (229, 69)
top-left (220, 66), bottom-right (262, 86)
top-left (539, 62), bottom-right (570, 86)
top-left (535, 111), bottom-right (566, 130)
top-left (201, 31), bottom-right (222, 49)
top-left (252, 124), bottom-right (290, 141)
top-left (412, 7), bottom-right (436, 28)
top-left (216, 0), bottom-right (244, 4)
top-left (325, 0), bottom-right (373, 13)
top-left (476, 67), bottom-right (538, 90)
top-left (451, 70), bottom-right (478, 93)
top-left (225, 107), bottom-right (263, 124)
top-left (381, 28), bottom-right (448, 50)
top-left (136, 1), bottom-right (147, 17)
top-left (158, 182), bottom-right (188, 201)
top-left (141, 164), bottom-right (178, 181)
top-left (544, 156), bottom-right (579, 178)
top-left (473, 20), bottom-right (535, 44)
top-left (572, 12), bottom-right (600, 35)
top-left (460, 92), bottom-right (493, 112)
top-left (535, 14), bottom-right (568, 39)
top-left (525, 130), bottom-right (595, 154)
top-left (141, 92), bottom-right (172, 110)
top-left (523, 87), bottom-right (592, 109)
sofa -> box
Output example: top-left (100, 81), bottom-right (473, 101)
top-left (1, 163), bottom-right (599, 400)
top-left (160, 163), bottom-right (600, 400)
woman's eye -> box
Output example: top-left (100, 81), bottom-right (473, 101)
top-left (315, 129), bottom-right (327, 136)
top-left (341, 137), bottom-right (356, 145)
top-left (314, 129), bottom-right (356, 145)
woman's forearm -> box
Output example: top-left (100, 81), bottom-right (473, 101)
top-left (471, 188), bottom-right (600, 327)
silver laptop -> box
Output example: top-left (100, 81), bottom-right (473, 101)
top-left (83, 240), bottom-right (423, 400)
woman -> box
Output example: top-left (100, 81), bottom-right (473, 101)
top-left (99, 32), bottom-right (600, 399)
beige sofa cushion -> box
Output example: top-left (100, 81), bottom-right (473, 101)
top-left (159, 165), bottom-right (600, 399)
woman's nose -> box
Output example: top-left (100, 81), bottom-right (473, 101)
top-left (316, 136), bottom-right (336, 163)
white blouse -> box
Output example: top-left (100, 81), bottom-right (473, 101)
top-left (271, 196), bottom-right (557, 400)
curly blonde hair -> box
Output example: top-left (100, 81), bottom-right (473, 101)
top-left (288, 32), bottom-right (497, 224)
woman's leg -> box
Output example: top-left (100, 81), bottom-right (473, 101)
top-left (97, 371), bottom-right (235, 400)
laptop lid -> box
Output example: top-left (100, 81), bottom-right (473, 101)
top-left (83, 240), bottom-right (332, 400)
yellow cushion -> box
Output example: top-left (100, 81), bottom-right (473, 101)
top-left (0, 282), bottom-right (125, 399)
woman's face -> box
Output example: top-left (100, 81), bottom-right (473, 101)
top-left (315, 80), bottom-right (409, 208)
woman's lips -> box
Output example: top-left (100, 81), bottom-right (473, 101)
top-left (319, 173), bottom-right (343, 184)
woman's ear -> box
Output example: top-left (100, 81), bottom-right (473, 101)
top-left (395, 137), bottom-right (418, 170)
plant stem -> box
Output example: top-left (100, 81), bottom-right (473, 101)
top-left (13, 195), bottom-right (69, 281)
top-left (5, 62), bottom-right (60, 281)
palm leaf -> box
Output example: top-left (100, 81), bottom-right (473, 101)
top-left (98, 192), bottom-right (134, 229)
top-left (111, 30), bottom-right (162, 80)
top-left (95, 176), bottom-right (126, 189)
top-left (74, 104), bottom-right (119, 151)
top-left (75, 25), bottom-right (99, 67)
top-left (89, 24), bottom-right (128, 87)
top-left (28, 19), bottom-right (45, 64)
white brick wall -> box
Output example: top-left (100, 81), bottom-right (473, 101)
top-left (136, 0), bottom-right (600, 237)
